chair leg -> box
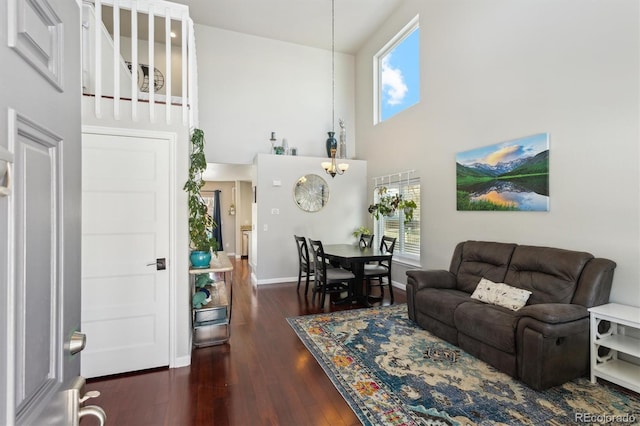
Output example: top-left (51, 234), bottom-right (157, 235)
top-left (320, 286), bottom-right (327, 307)
top-left (388, 277), bottom-right (394, 304)
top-left (304, 271), bottom-right (310, 296)
top-left (297, 269), bottom-right (302, 291)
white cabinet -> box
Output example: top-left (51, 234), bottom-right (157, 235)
top-left (189, 252), bottom-right (234, 347)
top-left (589, 303), bottom-right (640, 393)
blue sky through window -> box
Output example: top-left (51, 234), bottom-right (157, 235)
top-left (380, 27), bottom-right (420, 121)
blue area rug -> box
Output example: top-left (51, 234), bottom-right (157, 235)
top-left (287, 304), bottom-right (640, 425)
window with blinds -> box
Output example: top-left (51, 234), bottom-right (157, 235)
top-left (374, 178), bottom-right (420, 260)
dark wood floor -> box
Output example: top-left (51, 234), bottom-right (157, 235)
top-left (82, 258), bottom-right (406, 426)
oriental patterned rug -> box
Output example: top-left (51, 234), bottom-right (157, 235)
top-left (287, 304), bottom-right (640, 425)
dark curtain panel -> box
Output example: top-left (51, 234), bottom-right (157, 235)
top-left (213, 190), bottom-right (223, 248)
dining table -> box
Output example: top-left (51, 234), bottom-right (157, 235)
top-left (322, 243), bottom-right (392, 306)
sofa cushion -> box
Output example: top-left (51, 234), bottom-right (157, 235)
top-left (471, 278), bottom-right (532, 311)
top-left (504, 245), bottom-right (593, 304)
top-left (451, 241), bottom-right (517, 294)
top-left (454, 301), bottom-right (519, 354)
top-left (414, 288), bottom-right (471, 327)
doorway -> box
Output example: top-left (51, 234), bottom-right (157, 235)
top-left (80, 127), bottom-right (177, 378)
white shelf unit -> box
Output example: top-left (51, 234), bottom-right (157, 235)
top-left (589, 303), bottom-right (640, 393)
top-left (189, 252), bottom-right (234, 347)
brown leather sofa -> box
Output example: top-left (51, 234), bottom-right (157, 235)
top-left (406, 240), bottom-right (616, 390)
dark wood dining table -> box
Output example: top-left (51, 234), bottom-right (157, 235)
top-left (322, 244), bottom-right (392, 306)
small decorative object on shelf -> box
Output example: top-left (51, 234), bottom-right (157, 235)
top-left (270, 131), bottom-right (277, 154)
top-left (338, 118), bottom-right (347, 159)
top-left (282, 138), bottom-right (289, 155)
top-left (326, 131), bottom-right (337, 158)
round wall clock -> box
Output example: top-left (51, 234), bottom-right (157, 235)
top-left (293, 174), bottom-right (329, 212)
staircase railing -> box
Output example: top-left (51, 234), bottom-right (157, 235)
top-left (82, 0), bottom-right (198, 127)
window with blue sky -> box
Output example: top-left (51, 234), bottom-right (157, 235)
top-left (376, 16), bottom-right (420, 123)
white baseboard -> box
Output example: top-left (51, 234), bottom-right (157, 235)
top-left (171, 355), bottom-right (191, 368)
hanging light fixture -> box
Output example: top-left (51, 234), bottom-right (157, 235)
top-left (321, 0), bottom-right (348, 178)
top-left (322, 148), bottom-right (349, 178)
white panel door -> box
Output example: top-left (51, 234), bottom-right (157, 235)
top-left (0, 0), bottom-right (89, 425)
top-left (81, 131), bottom-right (170, 378)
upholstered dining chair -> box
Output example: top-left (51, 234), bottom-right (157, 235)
top-left (359, 233), bottom-right (374, 249)
top-left (294, 235), bottom-right (314, 295)
top-left (364, 236), bottom-right (397, 304)
top-left (308, 239), bottom-right (356, 307)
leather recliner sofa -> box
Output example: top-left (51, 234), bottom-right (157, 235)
top-left (406, 240), bottom-right (616, 390)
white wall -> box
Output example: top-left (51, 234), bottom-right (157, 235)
top-left (253, 154), bottom-right (367, 283)
top-left (193, 25), bottom-right (356, 164)
top-left (356, 0), bottom-right (640, 306)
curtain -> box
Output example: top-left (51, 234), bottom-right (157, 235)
top-left (212, 190), bottom-right (223, 248)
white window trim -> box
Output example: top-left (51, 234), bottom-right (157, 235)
top-left (373, 14), bottom-right (420, 125)
top-left (373, 175), bottom-right (420, 261)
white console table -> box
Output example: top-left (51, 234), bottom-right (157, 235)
top-left (589, 303), bottom-right (640, 393)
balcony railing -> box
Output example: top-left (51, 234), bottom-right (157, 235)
top-left (82, 0), bottom-right (198, 127)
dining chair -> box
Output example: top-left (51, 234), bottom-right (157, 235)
top-left (294, 235), bottom-right (314, 295)
top-left (359, 233), bottom-right (374, 249)
top-left (308, 239), bottom-right (356, 307)
top-left (364, 236), bottom-right (397, 304)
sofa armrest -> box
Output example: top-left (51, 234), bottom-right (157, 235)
top-left (515, 303), bottom-right (588, 324)
top-left (406, 269), bottom-right (457, 292)
top-left (406, 270), bottom-right (457, 322)
top-left (515, 306), bottom-right (590, 390)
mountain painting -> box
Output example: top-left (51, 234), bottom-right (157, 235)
top-left (456, 133), bottom-right (549, 211)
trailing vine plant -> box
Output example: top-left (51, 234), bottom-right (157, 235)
top-left (184, 128), bottom-right (218, 252)
top-left (368, 186), bottom-right (417, 224)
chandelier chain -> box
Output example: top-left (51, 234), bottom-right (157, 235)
top-left (331, 0), bottom-right (335, 132)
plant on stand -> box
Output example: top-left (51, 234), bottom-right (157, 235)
top-left (184, 128), bottom-right (218, 268)
top-left (368, 186), bottom-right (417, 224)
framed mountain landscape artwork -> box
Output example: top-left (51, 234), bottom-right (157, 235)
top-left (456, 133), bottom-right (549, 211)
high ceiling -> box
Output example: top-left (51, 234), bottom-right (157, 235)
top-left (169, 0), bottom-right (402, 54)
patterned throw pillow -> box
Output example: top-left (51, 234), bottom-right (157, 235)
top-left (470, 278), bottom-right (532, 311)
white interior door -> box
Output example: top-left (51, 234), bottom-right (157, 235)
top-left (81, 131), bottom-right (171, 378)
top-left (0, 1), bottom-right (92, 424)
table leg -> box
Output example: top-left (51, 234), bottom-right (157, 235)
top-left (334, 262), bottom-right (371, 307)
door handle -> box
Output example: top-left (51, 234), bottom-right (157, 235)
top-left (67, 376), bottom-right (107, 426)
top-left (69, 331), bottom-right (86, 355)
top-left (147, 258), bottom-right (166, 270)
top-left (79, 405), bottom-right (106, 426)
top-left (0, 145), bottom-right (13, 197)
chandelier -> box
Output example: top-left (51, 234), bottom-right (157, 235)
top-left (322, 148), bottom-right (349, 178)
top-left (321, 0), bottom-right (348, 178)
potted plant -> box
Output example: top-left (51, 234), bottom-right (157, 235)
top-left (184, 128), bottom-right (218, 268)
top-left (351, 226), bottom-right (372, 239)
top-left (368, 186), bottom-right (417, 224)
